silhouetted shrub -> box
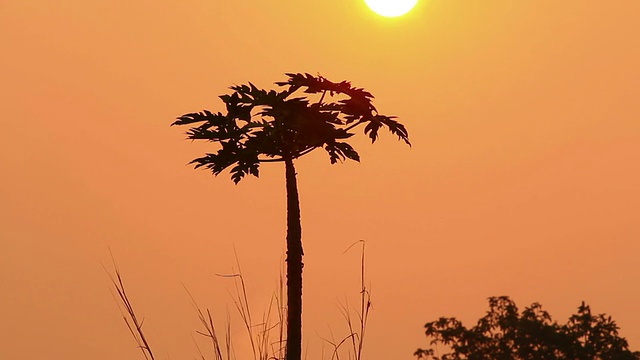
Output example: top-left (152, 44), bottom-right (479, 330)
top-left (416, 296), bottom-right (640, 360)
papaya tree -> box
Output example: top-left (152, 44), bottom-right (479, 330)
top-left (172, 73), bottom-right (410, 360)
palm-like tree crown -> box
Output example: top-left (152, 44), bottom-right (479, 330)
top-left (172, 73), bottom-right (410, 183)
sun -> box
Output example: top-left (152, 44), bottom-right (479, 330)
top-left (364, 0), bottom-right (418, 17)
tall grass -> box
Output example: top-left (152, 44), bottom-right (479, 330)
top-left (184, 261), bottom-right (286, 360)
top-left (105, 259), bottom-right (156, 360)
top-left (106, 243), bottom-right (370, 360)
top-left (320, 240), bottom-right (371, 360)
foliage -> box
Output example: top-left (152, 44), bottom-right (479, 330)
top-left (415, 296), bottom-right (640, 360)
top-left (172, 72), bottom-right (410, 183)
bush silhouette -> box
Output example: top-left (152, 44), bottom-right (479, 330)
top-left (416, 296), bottom-right (640, 360)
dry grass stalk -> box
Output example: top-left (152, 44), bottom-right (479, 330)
top-left (321, 240), bottom-right (372, 360)
top-left (106, 253), bottom-right (286, 360)
top-left (107, 246), bottom-right (370, 360)
top-left (104, 258), bottom-right (156, 360)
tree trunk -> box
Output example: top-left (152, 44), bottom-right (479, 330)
top-left (284, 158), bottom-right (303, 360)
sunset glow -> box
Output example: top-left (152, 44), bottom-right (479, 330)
top-left (365, 0), bottom-right (419, 17)
top-left (2, 1), bottom-right (639, 360)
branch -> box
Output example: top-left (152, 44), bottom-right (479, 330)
top-left (259, 146), bottom-right (319, 162)
top-left (318, 90), bottom-right (327, 105)
top-left (258, 157), bottom-right (286, 163)
top-left (294, 146), bottom-right (319, 158)
top-left (344, 120), bottom-right (365, 132)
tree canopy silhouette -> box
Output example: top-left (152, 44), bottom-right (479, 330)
top-left (415, 296), bottom-right (640, 360)
top-left (172, 73), bottom-right (410, 360)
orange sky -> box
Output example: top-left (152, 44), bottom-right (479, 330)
top-left (1, 1), bottom-right (639, 359)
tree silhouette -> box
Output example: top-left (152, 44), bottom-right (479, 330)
top-left (172, 73), bottom-right (410, 360)
top-left (415, 296), bottom-right (640, 360)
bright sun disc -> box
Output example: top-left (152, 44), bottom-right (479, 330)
top-left (365, 0), bottom-right (418, 17)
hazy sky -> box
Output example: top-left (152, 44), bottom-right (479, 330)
top-left (1, 1), bottom-right (639, 359)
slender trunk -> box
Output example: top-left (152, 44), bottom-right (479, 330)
top-left (284, 157), bottom-right (303, 360)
